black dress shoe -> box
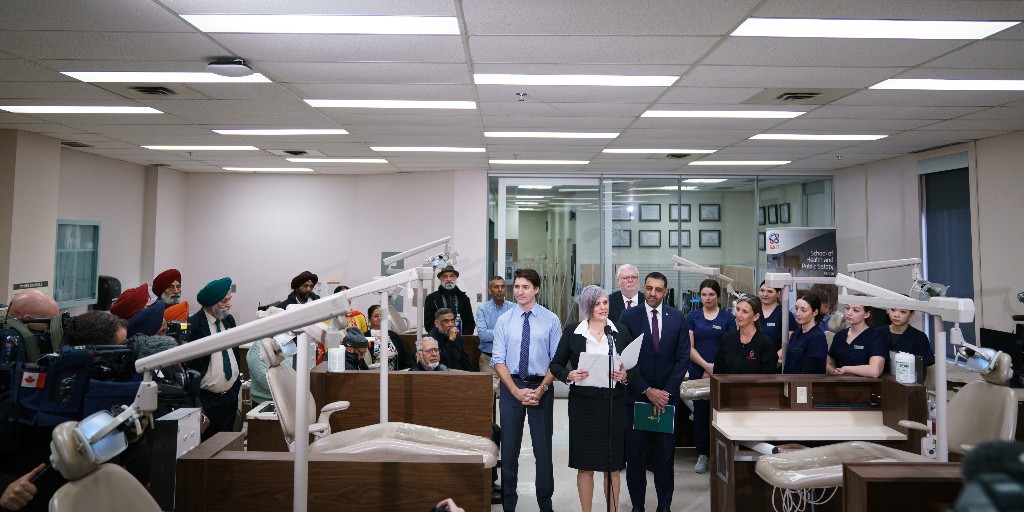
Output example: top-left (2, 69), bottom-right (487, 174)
top-left (655, 508), bottom-right (671, 512)
top-left (491, 490), bottom-right (503, 504)
top-left (631, 507), bottom-right (644, 512)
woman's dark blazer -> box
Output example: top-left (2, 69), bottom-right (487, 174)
top-left (550, 321), bottom-right (634, 398)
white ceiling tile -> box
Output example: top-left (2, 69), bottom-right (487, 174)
top-left (0, 59), bottom-right (74, 82)
top-left (703, 38), bottom-right (966, 67)
top-left (833, 89), bottom-right (1024, 107)
top-left (259, 62), bottom-right (471, 84)
top-left (0, 0), bottom-right (191, 32)
top-left (922, 40), bottom-right (1024, 70)
top-left (208, 34), bottom-right (467, 63)
top-left (915, 118), bottom-right (1024, 131)
top-left (0, 82), bottom-right (131, 100)
top-left (955, 107), bottom-right (1024, 120)
top-left (482, 116), bottom-right (634, 130)
top-left (288, 83), bottom-right (476, 100)
top-left (160, 0), bottom-right (456, 16)
top-left (463, 0), bottom-right (759, 36)
top-left (478, 102), bottom-right (649, 117)
top-left (468, 36), bottom-right (720, 64)
top-left (654, 88), bottom-right (768, 104)
top-left (179, 84), bottom-right (299, 101)
top-left (320, 113), bottom-right (479, 127)
top-left (0, 32), bottom-right (226, 61)
top-left (769, 118), bottom-right (937, 131)
top-left (346, 124), bottom-right (482, 137)
top-left (679, 65), bottom-right (902, 89)
top-left (896, 67), bottom-right (1024, 80)
top-left (799, 105), bottom-right (985, 120)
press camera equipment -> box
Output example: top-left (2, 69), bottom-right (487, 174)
top-left (164, 321), bottom-right (191, 342)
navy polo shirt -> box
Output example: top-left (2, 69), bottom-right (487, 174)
top-left (784, 326), bottom-right (828, 374)
top-left (828, 327), bottom-right (887, 368)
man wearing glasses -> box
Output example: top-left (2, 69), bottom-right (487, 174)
top-left (410, 337), bottom-right (447, 371)
top-left (610, 263), bottom-right (645, 322)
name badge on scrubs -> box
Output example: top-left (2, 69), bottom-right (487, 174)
top-left (854, 345), bottom-right (864, 350)
top-left (767, 323), bottom-right (776, 327)
top-left (712, 325), bottom-right (722, 330)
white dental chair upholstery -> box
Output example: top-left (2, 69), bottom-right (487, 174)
top-left (48, 422), bottom-right (161, 512)
top-left (755, 353), bottom-right (1019, 491)
top-left (264, 342), bottom-right (497, 466)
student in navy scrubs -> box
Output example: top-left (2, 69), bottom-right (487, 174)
top-left (758, 280), bottom-right (796, 358)
top-left (877, 308), bottom-right (934, 374)
top-left (783, 293), bottom-right (829, 374)
top-left (827, 304), bottom-right (886, 377)
top-left (685, 278), bottom-right (735, 474)
top-left (715, 296), bottom-right (778, 375)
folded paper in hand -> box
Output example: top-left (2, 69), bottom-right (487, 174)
top-left (575, 352), bottom-right (621, 388)
top-left (620, 334), bottom-right (644, 370)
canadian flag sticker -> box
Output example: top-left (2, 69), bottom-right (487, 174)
top-left (21, 372), bottom-right (46, 388)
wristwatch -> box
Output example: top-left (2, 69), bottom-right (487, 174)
top-left (541, 383), bottom-right (549, 393)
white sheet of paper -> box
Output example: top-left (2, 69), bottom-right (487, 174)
top-left (620, 334), bottom-right (644, 370)
top-left (576, 352), bottom-right (621, 388)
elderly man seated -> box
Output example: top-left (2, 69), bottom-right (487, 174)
top-left (410, 337), bottom-right (447, 372)
top-left (426, 308), bottom-right (472, 371)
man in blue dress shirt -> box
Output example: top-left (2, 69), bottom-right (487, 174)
top-left (491, 268), bottom-right (562, 512)
top-left (476, 275), bottom-right (514, 375)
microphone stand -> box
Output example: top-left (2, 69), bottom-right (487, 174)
top-left (605, 325), bottom-right (615, 512)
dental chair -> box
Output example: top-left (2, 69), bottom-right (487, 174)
top-left (754, 352), bottom-right (1018, 510)
top-left (48, 412), bottom-right (161, 512)
top-left (262, 340), bottom-right (497, 466)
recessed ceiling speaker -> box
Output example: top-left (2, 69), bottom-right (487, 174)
top-left (207, 58), bottom-right (255, 78)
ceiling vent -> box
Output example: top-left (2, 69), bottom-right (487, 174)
top-left (742, 88), bottom-right (858, 106)
top-left (60, 141), bottom-right (92, 148)
top-left (267, 149), bottom-right (325, 157)
top-left (645, 153), bottom-right (692, 160)
top-left (129, 86), bottom-right (178, 96)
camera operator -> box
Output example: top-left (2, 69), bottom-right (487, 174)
top-left (1, 291), bottom-right (62, 394)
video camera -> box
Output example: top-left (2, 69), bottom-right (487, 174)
top-left (164, 320), bottom-right (191, 342)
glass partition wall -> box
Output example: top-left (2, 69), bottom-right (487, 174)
top-left (489, 175), bottom-right (833, 322)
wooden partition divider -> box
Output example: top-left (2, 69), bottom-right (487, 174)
top-left (309, 367), bottom-right (493, 439)
top-left (177, 432), bottom-right (489, 512)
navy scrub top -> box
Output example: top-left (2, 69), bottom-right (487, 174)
top-left (685, 308), bottom-right (736, 378)
top-left (784, 325), bottom-right (828, 374)
top-left (877, 325), bottom-right (934, 373)
top-left (760, 306), bottom-right (797, 351)
top-left (828, 327), bottom-right (887, 368)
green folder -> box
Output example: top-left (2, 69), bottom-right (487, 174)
top-left (633, 403), bottom-right (676, 434)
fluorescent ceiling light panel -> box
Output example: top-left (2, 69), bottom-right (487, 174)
top-left (62, 71), bottom-right (271, 83)
top-left (603, 148), bottom-right (717, 154)
top-left (683, 178), bottom-right (728, 183)
top-left (631, 186), bottom-right (700, 191)
top-left (485, 132), bottom-right (619, 139)
top-left (870, 79), bottom-right (1024, 91)
top-left (490, 159), bottom-right (590, 165)
top-left (515, 202), bottom-right (540, 205)
top-left (689, 161), bottom-right (790, 166)
top-left (180, 14), bottom-right (460, 35)
top-left (518, 185), bottom-right (553, 189)
top-left (223, 167), bottom-right (315, 173)
top-left (143, 145), bottom-right (259, 151)
top-left (515, 195), bottom-right (547, 199)
top-left (286, 158), bottom-right (387, 163)
top-left (731, 18), bottom-right (1019, 40)
top-left (751, 134), bottom-right (887, 141)
top-left (0, 106), bottom-right (162, 114)
top-left (370, 146), bottom-right (485, 152)
top-left (214, 129), bottom-right (348, 135)
top-left (473, 74), bottom-right (678, 87)
top-left (641, 110), bottom-right (803, 119)
top-left (305, 100), bottom-right (476, 109)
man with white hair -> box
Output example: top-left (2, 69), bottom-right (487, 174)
top-left (609, 264), bottom-right (644, 323)
top-left (410, 337), bottom-right (447, 372)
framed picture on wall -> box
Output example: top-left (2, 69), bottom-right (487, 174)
top-left (767, 205), bottom-right (778, 224)
top-left (699, 203), bottom-right (721, 222)
top-left (699, 230), bottom-right (721, 247)
top-left (612, 229), bottom-right (632, 247)
top-left (639, 203), bottom-right (661, 222)
top-left (611, 204), bottom-right (633, 221)
top-left (758, 207), bottom-right (766, 226)
top-left (639, 230), bottom-right (661, 247)
top-left (669, 229), bottom-right (691, 248)
top-left (758, 232), bottom-right (766, 251)
top-left (780, 203), bottom-right (791, 224)
top-left (669, 204), bottom-right (691, 222)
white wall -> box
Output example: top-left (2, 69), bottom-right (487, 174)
top-left (183, 170), bottom-right (488, 325)
top-left (57, 148), bottom-right (147, 295)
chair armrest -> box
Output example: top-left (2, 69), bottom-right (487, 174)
top-left (898, 420), bottom-right (929, 431)
top-left (308, 422), bottom-right (330, 440)
top-left (959, 444), bottom-right (975, 453)
top-left (317, 400), bottom-right (350, 425)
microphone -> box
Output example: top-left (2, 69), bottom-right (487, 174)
top-left (132, 335), bottom-right (180, 360)
top-left (604, 325), bottom-right (615, 355)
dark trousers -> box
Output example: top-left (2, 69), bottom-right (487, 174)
top-left (692, 399), bottom-right (710, 456)
top-left (499, 379), bottom-right (554, 512)
top-left (199, 382), bottom-right (240, 441)
top-left (625, 403), bottom-right (676, 510)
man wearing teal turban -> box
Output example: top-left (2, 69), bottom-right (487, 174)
top-left (187, 277), bottom-right (240, 440)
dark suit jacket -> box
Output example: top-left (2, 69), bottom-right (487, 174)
top-left (427, 326), bottom-right (472, 371)
top-left (186, 309), bottom-right (239, 381)
top-left (618, 304), bottom-right (690, 405)
top-left (549, 321), bottom-right (634, 398)
top-left (609, 290), bottom-right (644, 325)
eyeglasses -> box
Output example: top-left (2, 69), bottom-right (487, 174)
top-left (421, 348), bottom-right (440, 354)
top-left (619, 275), bottom-right (639, 281)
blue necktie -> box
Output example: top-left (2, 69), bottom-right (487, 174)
top-left (216, 319), bottom-right (232, 379)
top-left (518, 311), bottom-right (531, 379)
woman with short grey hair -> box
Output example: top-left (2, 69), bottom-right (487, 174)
top-left (550, 284), bottom-right (635, 511)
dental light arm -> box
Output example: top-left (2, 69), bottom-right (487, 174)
top-left (382, 236), bottom-right (454, 274)
top-left (847, 258), bottom-right (921, 275)
top-left (671, 255), bottom-right (742, 300)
